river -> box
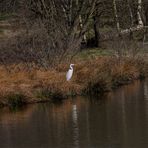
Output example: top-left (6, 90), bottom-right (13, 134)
top-left (0, 80), bottom-right (148, 148)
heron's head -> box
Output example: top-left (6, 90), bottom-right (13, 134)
top-left (70, 64), bottom-right (74, 67)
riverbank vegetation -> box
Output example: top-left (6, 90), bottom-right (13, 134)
top-left (0, 55), bottom-right (147, 107)
top-left (0, 0), bottom-right (148, 107)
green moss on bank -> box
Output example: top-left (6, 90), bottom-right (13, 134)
top-left (76, 48), bottom-right (113, 59)
top-left (6, 93), bottom-right (26, 108)
top-left (0, 13), bottom-right (14, 21)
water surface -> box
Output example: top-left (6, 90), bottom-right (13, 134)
top-left (0, 80), bottom-right (148, 148)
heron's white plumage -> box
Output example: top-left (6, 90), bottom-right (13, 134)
top-left (66, 64), bottom-right (74, 81)
top-left (66, 69), bottom-right (73, 81)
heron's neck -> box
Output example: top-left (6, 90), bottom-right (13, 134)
top-left (70, 65), bottom-right (73, 70)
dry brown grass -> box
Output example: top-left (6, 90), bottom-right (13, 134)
top-left (0, 56), bottom-right (147, 106)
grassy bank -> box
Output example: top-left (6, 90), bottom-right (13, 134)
top-left (0, 55), bottom-right (147, 108)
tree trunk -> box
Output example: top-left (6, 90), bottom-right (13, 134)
top-left (127, 0), bottom-right (134, 26)
top-left (113, 0), bottom-right (120, 33)
top-left (137, 0), bottom-right (144, 26)
top-left (93, 15), bottom-right (100, 47)
top-left (145, 8), bottom-right (148, 25)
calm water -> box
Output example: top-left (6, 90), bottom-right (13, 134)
top-left (0, 80), bottom-right (148, 148)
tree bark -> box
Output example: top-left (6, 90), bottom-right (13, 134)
top-left (127, 0), bottom-right (134, 26)
top-left (93, 15), bottom-right (100, 47)
top-left (112, 0), bottom-right (144, 36)
top-left (137, 0), bottom-right (144, 26)
top-left (113, 0), bottom-right (120, 33)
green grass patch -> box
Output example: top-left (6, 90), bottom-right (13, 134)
top-left (0, 29), bottom-right (4, 34)
top-left (100, 27), bottom-right (114, 33)
top-left (35, 89), bottom-right (51, 100)
top-left (6, 93), bottom-right (26, 108)
top-left (0, 13), bottom-right (14, 21)
top-left (35, 88), bottom-right (66, 101)
top-left (76, 48), bottom-right (114, 59)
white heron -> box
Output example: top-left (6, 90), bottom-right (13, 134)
top-left (66, 64), bottom-right (74, 81)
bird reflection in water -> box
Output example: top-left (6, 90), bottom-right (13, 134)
top-left (72, 104), bottom-right (79, 148)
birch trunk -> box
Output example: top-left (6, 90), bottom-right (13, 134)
top-left (113, 0), bottom-right (120, 33)
top-left (113, 0), bottom-right (144, 35)
top-left (137, 0), bottom-right (144, 26)
top-left (76, 0), bottom-right (87, 43)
